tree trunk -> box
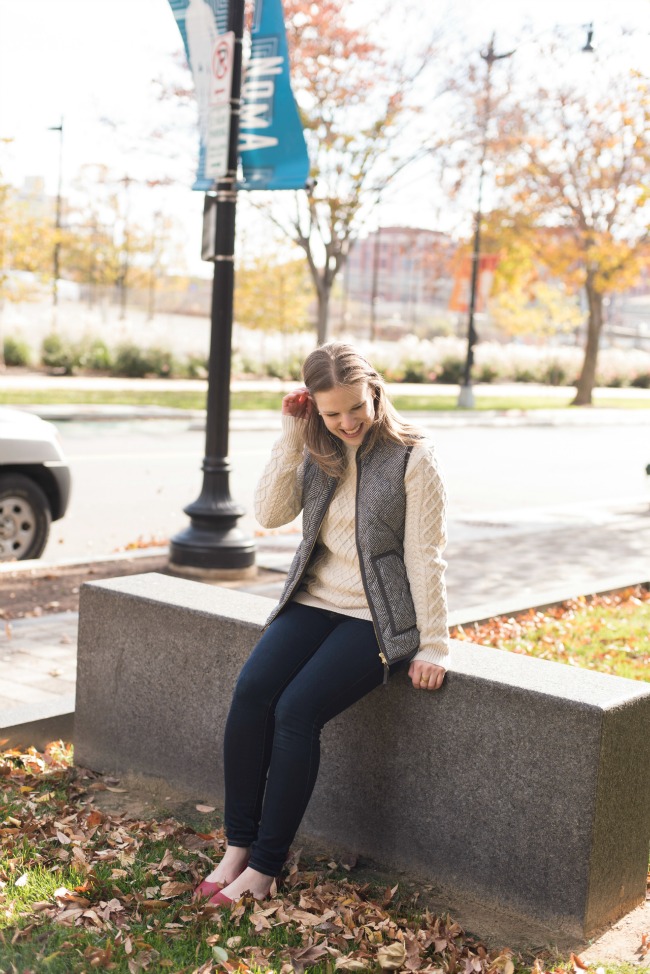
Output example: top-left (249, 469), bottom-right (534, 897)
top-left (316, 285), bottom-right (331, 345)
top-left (572, 276), bottom-right (604, 406)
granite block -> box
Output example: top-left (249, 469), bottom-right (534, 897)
top-left (74, 573), bottom-right (650, 939)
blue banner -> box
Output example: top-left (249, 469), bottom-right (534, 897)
top-left (238, 0), bottom-right (310, 191)
top-left (167, 0), bottom-right (309, 192)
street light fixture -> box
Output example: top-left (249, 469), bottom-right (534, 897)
top-left (457, 37), bottom-right (513, 410)
top-left (169, 0), bottom-right (256, 578)
top-left (47, 118), bottom-right (64, 319)
top-left (456, 24), bottom-right (595, 409)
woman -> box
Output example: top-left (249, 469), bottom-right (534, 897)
top-left (195, 342), bottom-right (449, 907)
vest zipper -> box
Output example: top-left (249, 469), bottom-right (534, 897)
top-left (354, 451), bottom-right (390, 686)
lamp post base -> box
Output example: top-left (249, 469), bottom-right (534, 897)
top-left (457, 384), bottom-right (475, 409)
top-left (169, 520), bottom-right (256, 578)
top-left (168, 559), bottom-right (258, 583)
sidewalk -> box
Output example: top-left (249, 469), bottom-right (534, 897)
top-left (1, 506), bottom-right (648, 714)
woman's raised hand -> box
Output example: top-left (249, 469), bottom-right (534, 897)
top-left (282, 386), bottom-right (314, 420)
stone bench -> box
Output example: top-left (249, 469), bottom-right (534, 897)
top-left (74, 572), bottom-right (650, 940)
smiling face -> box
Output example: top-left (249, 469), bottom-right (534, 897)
top-left (313, 381), bottom-right (376, 446)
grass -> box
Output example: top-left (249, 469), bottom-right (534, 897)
top-left (451, 586), bottom-right (650, 682)
top-left (3, 745), bottom-right (647, 974)
top-left (1, 387), bottom-right (650, 413)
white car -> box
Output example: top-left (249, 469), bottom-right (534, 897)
top-left (0, 407), bottom-right (71, 561)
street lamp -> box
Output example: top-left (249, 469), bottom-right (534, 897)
top-left (457, 37), bottom-right (513, 410)
top-left (169, 0), bottom-right (256, 578)
top-left (47, 118), bottom-right (64, 319)
top-left (456, 24), bottom-right (595, 409)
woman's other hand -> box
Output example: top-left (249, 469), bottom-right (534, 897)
top-left (282, 387), bottom-right (314, 420)
top-left (408, 660), bottom-right (446, 691)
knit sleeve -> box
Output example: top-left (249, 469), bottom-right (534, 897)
top-left (254, 414), bottom-right (306, 529)
top-left (403, 441), bottom-right (450, 669)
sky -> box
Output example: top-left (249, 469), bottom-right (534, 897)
top-left (0, 0), bottom-right (648, 277)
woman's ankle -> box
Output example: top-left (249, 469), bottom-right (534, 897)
top-left (223, 844), bottom-right (251, 864)
top-left (224, 865), bottom-right (273, 899)
top-left (206, 845), bottom-right (250, 883)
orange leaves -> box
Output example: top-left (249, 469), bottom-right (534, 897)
top-left (450, 585), bottom-right (650, 681)
top-left (640, 931), bottom-right (650, 959)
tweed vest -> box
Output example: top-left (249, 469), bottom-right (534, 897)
top-left (264, 437), bottom-right (420, 666)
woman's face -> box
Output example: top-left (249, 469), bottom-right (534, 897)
top-left (313, 381), bottom-right (375, 446)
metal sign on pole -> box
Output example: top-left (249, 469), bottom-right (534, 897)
top-left (204, 31), bottom-right (234, 180)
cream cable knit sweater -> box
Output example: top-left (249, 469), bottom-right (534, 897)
top-left (254, 415), bottom-right (450, 669)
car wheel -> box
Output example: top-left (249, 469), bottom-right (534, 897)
top-left (0, 473), bottom-right (52, 561)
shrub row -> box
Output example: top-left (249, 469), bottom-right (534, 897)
top-left (3, 331), bottom-right (650, 388)
top-left (3, 335), bottom-right (208, 379)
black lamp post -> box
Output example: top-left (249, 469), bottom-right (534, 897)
top-left (457, 37), bottom-right (513, 409)
top-left (169, 0), bottom-right (256, 577)
top-left (457, 24), bottom-right (595, 409)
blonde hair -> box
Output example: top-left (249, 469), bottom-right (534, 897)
top-left (302, 342), bottom-right (422, 477)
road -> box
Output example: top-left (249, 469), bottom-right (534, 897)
top-left (44, 417), bottom-right (650, 564)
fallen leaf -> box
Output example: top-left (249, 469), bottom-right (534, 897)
top-left (160, 881), bottom-right (193, 898)
top-left (196, 804), bottom-right (216, 813)
top-left (377, 941), bottom-right (407, 970)
top-left (287, 907), bottom-right (324, 926)
top-left (570, 954), bottom-right (589, 972)
top-left (335, 958), bottom-right (370, 971)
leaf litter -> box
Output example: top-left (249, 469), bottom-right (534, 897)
top-left (1, 742), bottom-right (639, 974)
top-left (450, 586), bottom-right (650, 681)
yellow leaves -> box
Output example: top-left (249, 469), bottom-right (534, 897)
top-left (492, 953), bottom-right (515, 974)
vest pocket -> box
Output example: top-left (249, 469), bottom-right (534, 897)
top-left (371, 551), bottom-right (418, 636)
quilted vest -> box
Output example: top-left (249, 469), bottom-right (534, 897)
top-left (264, 436), bottom-right (420, 669)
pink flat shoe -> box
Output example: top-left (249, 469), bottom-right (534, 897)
top-left (207, 889), bottom-right (234, 908)
top-left (192, 878), bottom-right (224, 901)
top-left (193, 860), bottom-right (249, 902)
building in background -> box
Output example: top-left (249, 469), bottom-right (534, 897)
top-left (344, 227), bottom-right (457, 337)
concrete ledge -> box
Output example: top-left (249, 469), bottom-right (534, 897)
top-left (0, 695), bottom-right (75, 749)
top-left (74, 573), bottom-right (650, 939)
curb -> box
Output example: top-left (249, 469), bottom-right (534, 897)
top-left (0, 546), bottom-right (169, 577)
top-left (447, 574), bottom-right (650, 629)
top-left (0, 540), bottom-right (296, 578)
top-left (13, 405), bottom-right (650, 428)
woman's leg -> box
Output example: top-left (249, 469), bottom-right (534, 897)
top-left (220, 615), bottom-right (386, 897)
top-left (212, 603), bottom-right (340, 884)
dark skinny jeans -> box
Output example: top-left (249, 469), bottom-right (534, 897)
top-left (223, 601), bottom-right (404, 877)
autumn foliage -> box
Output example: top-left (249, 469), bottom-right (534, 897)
top-left (2, 742), bottom-right (634, 973)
